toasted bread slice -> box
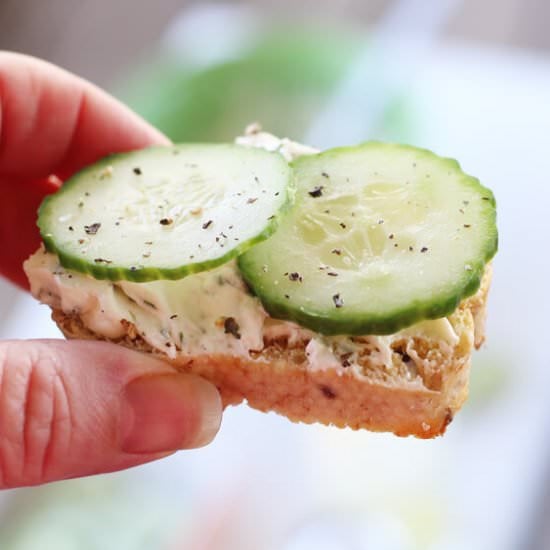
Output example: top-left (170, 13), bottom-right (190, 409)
top-left (49, 266), bottom-right (491, 438)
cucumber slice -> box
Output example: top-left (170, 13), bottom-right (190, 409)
top-left (238, 143), bottom-right (497, 335)
top-left (38, 144), bottom-right (292, 281)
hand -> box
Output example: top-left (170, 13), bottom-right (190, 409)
top-left (0, 53), bottom-right (222, 488)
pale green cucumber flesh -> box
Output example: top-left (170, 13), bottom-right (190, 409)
top-left (238, 142), bottom-right (497, 335)
top-left (38, 144), bottom-right (293, 282)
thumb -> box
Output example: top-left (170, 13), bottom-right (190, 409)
top-left (0, 339), bottom-right (222, 488)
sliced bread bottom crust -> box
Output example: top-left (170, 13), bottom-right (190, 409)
top-left (51, 268), bottom-right (491, 438)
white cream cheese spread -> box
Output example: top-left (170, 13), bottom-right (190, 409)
top-left (24, 127), bottom-right (459, 370)
top-left (25, 246), bottom-right (458, 368)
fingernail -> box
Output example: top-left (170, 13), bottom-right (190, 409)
top-left (120, 374), bottom-right (222, 454)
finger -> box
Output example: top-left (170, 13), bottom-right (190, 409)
top-left (0, 51), bottom-right (169, 180)
top-left (0, 176), bottom-right (60, 289)
top-left (0, 52), bottom-right (169, 288)
top-left (0, 340), bottom-right (222, 488)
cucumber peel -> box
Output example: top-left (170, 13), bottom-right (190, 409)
top-left (238, 142), bottom-right (497, 335)
top-left (38, 144), bottom-right (293, 282)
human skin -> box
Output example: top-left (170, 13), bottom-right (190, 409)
top-left (0, 52), bottom-right (222, 489)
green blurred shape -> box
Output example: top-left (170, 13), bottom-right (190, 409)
top-left (120, 26), bottom-right (413, 144)
top-left (0, 477), bottom-right (188, 550)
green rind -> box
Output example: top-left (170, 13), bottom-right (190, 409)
top-left (238, 142), bottom-right (498, 336)
top-left (38, 144), bottom-right (294, 282)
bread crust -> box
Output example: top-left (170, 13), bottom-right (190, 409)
top-left (51, 267), bottom-right (492, 438)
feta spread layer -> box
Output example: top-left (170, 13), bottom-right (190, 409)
top-left (25, 247), bottom-right (459, 370)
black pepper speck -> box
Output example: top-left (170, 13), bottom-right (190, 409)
top-left (341, 352), bottom-right (353, 368)
top-left (308, 186), bottom-right (324, 198)
top-left (84, 223), bottom-right (101, 235)
top-left (223, 317), bottom-right (241, 339)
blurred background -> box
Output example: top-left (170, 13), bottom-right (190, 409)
top-left (1, 1), bottom-right (550, 548)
